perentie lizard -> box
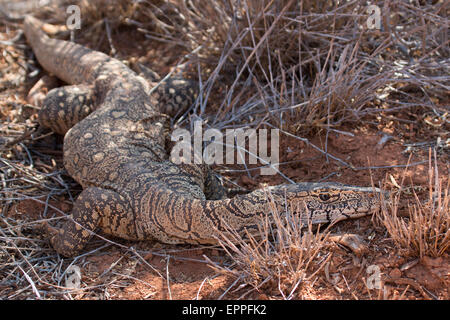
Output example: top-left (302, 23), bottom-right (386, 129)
top-left (23, 16), bottom-right (384, 257)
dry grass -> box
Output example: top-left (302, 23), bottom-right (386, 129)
top-left (64, 0), bottom-right (449, 135)
top-left (377, 149), bottom-right (450, 258)
top-left (162, 0), bottom-right (447, 133)
top-left (205, 193), bottom-right (331, 300)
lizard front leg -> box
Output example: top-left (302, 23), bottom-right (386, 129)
top-left (134, 63), bottom-right (199, 117)
top-left (39, 85), bottom-right (96, 135)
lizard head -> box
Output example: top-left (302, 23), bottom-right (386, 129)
top-left (267, 182), bottom-right (388, 224)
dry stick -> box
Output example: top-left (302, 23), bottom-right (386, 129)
top-left (202, 254), bottom-right (236, 277)
top-left (238, 276), bottom-right (273, 300)
top-left (398, 284), bottom-right (410, 300)
top-left (166, 256), bottom-right (172, 300)
top-left (142, 2), bottom-right (174, 34)
top-left (195, 276), bottom-right (213, 300)
top-left (383, 277), bottom-right (430, 300)
top-left (129, 247), bottom-right (165, 280)
top-left (323, 41), bottom-right (337, 164)
top-left (341, 273), bottom-right (359, 300)
top-left (263, 122), bottom-right (351, 168)
top-left (103, 18), bottom-right (117, 57)
top-left (47, 278), bottom-right (120, 297)
top-left (110, 271), bottom-right (156, 291)
top-left (17, 264), bottom-right (41, 299)
top-left (363, 276), bottom-right (374, 300)
top-left (237, 286), bottom-right (256, 300)
top-left (216, 156), bottom-right (321, 174)
top-left (218, 276), bottom-right (243, 300)
top-left (3, 126), bottom-right (39, 148)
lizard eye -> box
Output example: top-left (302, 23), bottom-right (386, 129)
top-left (319, 194), bottom-right (330, 201)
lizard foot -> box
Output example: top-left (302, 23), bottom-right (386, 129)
top-left (329, 233), bottom-right (368, 256)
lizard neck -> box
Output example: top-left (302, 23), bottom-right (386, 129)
top-left (144, 183), bottom-right (382, 244)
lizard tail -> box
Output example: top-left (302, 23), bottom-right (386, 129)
top-left (23, 15), bottom-right (111, 84)
top-left (23, 15), bottom-right (47, 49)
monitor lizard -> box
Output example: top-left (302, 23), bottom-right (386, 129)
top-left (23, 15), bottom-right (385, 257)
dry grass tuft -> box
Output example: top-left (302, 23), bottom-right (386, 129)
top-left (133, 0), bottom-right (449, 134)
top-left (377, 150), bottom-right (449, 258)
top-left (67, 0), bottom-right (449, 135)
top-left (206, 192), bottom-right (331, 299)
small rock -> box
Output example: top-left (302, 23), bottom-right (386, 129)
top-left (389, 268), bottom-right (402, 279)
top-left (144, 252), bottom-right (153, 260)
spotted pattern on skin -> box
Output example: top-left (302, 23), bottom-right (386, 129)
top-left (24, 15), bottom-right (384, 257)
top-left (39, 84), bottom-right (95, 135)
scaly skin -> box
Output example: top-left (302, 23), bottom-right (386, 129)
top-left (24, 16), bottom-right (384, 257)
